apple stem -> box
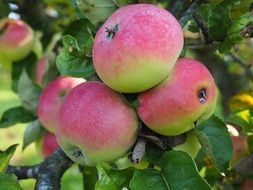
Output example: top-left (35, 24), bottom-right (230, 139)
top-left (105, 24), bottom-right (118, 40)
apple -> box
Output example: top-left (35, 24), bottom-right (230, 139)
top-left (38, 76), bottom-right (85, 133)
top-left (37, 132), bottom-right (59, 158)
top-left (35, 57), bottom-right (48, 87)
top-left (240, 180), bottom-right (253, 190)
top-left (0, 18), bottom-right (34, 61)
top-left (56, 81), bottom-right (139, 166)
top-left (137, 58), bottom-right (218, 136)
top-left (92, 4), bottom-right (183, 93)
top-left (174, 134), bottom-right (201, 159)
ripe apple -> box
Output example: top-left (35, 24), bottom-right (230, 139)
top-left (38, 76), bottom-right (85, 133)
top-left (56, 81), bottom-right (139, 166)
top-left (92, 4), bottom-right (183, 93)
top-left (0, 18), bottom-right (34, 61)
top-left (137, 58), bottom-right (218, 136)
top-left (174, 134), bottom-right (201, 159)
top-left (37, 132), bottom-right (59, 158)
top-left (35, 57), bottom-right (48, 87)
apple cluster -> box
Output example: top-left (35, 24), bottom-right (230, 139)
top-left (37, 4), bottom-right (217, 166)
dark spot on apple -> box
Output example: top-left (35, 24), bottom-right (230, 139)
top-left (105, 24), bottom-right (118, 40)
top-left (71, 146), bottom-right (83, 158)
top-left (0, 22), bottom-right (9, 35)
top-left (198, 88), bottom-right (207, 104)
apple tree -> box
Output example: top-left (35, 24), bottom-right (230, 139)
top-left (0, 0), bottom-right (253, 190)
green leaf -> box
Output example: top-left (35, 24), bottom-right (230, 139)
top-left (23, 120), bottom-right (45, 150)
top-left (56, 35), bottom-right (95, 78)
top-left (145, 142), bottom-right (165, 166)
top-left (63, 19), bottom-right (95, 53)
top-left (195, 115), bottom-right (233, 172)
top-left (0, 144), bottom-right (18, 173)
top-left (95, 163), bottom-right (134, 190)
top-left (17, 70), bottom-right (41, 115)
top-left (227, 109), bottom-right (253, 133)
top-left (218, 13), bottom-right (253, 53)
top-left (0, 107), bottom-right (36, 128)
top-left (11, 53), bottom-right (37, 92)
top-left (208, 0), bottom-right (240, 41)
top-left (130, 151), bottom-right (211, 190)
top-left (130, 168), bottom-right (168, 190)
top-left (0, 173), bottom-right (22, 190)
top-left (161, 151), bottom-right (212, 190)
top-left (113, 0), bottom-right (137, 7)
top-left (72, 0), bottom-right (118, 26)
top-left (80, 166), bottom-right (98, 190)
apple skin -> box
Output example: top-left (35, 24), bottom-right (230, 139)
top-left (92, 4), bottom-right (183, 93)
top-left (174, 134), bottom-right (201, 159)
top-left (35, 57), bottom-right (48, 87)
top-left (37, 132), bottom-right (59, 158)
top-left (137, 58), bottom-right (218, 136)
top-left (0, 18), bottom-right (34, 61)
top-left (38, 76), bottom-right (85, 133)
top-left (56, 81), bottom-right (139, 166)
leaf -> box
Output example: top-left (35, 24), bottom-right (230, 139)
top-left (23, 120), bottom-right (45, 150)
top-left (56, 35), bottom-right (95, 78)
top-left (227, 109), bottom-right (253, 133)
top-left (130, 151), bottom-right (212, 190)
top-left (218, 13), bottom-right (253, 53)
top-left (113, 0), bottom-right (137, 7)
top-left (17, 70), bottom-right (41, 115)
top-left (80, 166), bottom-right (98, 190)
top-left (208, 0), bottom-right (240, 41)
top-left (0, 173), bottom-right (22, 190)
top-left (195, 115), bottom-right (233, 172)
top-left (63, 19), bottom-right (95, 53)
top-left (11, 53), bottom-right (37, 92)
top-left (0, 107), bottom-right (36, 128)
top-left (161, 151), bottom-right (212, 190)
top-left (73, 0), bottom-right (118, 26)
top-left (95, 163), bottom-right (134, 190)
top-left (130, 169), bottom-right (168, 190)
top-left (0, 144), bottom-right (18, 173)
top-left (145, 142), bottom-right (164, 166)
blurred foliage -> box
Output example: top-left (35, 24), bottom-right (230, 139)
top-left (0, 0), bottom-right (253, 189)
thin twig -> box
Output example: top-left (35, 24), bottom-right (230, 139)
top-left (179, 0), bottom-right (205, 27)
top-left (228, 53), bottom-right (253, 80)
top-left (193, 13), bottom-right (213, 45)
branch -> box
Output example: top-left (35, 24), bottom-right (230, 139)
top-left (193, 13), bottom-right (213, 45)
top-left (7, 165), bottom-right (40, 179)
top-left (35, 149), bottom-right (73, 190)
top-left (7, 149), bottom-right (73, 190)
top-left (228, 53), bottom-right (253, 80)
top-left (179, 0), bottom-right (205, 27)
